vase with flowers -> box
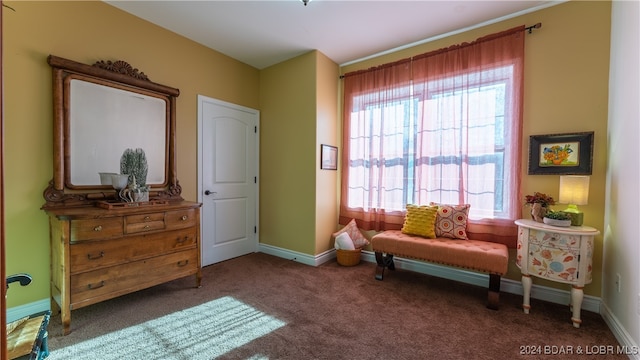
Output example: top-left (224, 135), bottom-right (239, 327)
top-left (524, 192), bottom-right (555, 223)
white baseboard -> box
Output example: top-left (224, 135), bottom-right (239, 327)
top-left (259, 245), bottom-right (598, 312)
top-left (360, 250), bottom-right (601, 312)
top-left (259, 245), bottom-right (637, 353)
top-left (258, 243), bottom-right (335, 266)
top-left (6, 298), bottom-right (50, 323)
top-left (8, 246), bottom-right (636, 356)
top-left (600, 302), bottom-right (640, 360)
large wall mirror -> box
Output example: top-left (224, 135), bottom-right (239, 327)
top-left (43, 55), bottom-right (183, 208)
top-left (68, 78), bottom-right (167, 186)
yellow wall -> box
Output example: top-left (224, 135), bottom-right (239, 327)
top-left (340, 1), bottom-right (611, 297)
top-left (314, 52), bottom-right (340, 254)
top-left (3, 1), bottom-right (259, 306)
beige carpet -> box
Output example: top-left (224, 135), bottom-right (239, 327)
top-left (46, 252), bottom-right (625, 359)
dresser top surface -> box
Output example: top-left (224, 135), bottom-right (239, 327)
top-left (515, 219), bottom-right (600, 235)
top-left (43, 200), bottom-right (201, 219)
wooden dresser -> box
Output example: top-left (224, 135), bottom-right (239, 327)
top-left (44, 201), bottom-right (202, 335)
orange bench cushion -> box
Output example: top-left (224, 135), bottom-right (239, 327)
top-left (371, 230), bottom-right (508, 275)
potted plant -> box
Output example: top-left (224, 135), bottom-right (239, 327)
top-left (120, 148), bottom-right (149, 201)
top-left (543, 210), bottom-right (573, 227)
top-left (524, 192), bottom-right (555, 223)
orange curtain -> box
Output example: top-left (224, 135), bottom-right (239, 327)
top-left (340, 59), bottom-right (412, 231)
top-left (341, 26), bottom-right (525, 235)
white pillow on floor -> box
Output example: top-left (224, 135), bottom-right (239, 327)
top-left (334, 232), bottom-right (355, 250)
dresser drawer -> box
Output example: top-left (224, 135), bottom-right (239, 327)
top-left (70, 249), bottom-right (199, 307)
top-left (528, 229), bottom-right (580, 250)
top-left (125, 212), bottom-right (166, 234)
top-left (69, 228), bottom-right (197, 273)
top-left (126, 212), bottom-right (165, 224)
top-left (70, 218), bottom-right (123, 241)
top-left (165, 209), bottom-right (197, 230)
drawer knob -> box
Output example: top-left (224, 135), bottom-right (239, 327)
top-left (144, 225), bottom-right (151, 230)
top-left (177, 236), bottom-right (188, 244)
top-left (181, 215), bottom-right (188, 221)
top-left (87, 251), bottom-right (105, 260)
top-left (144, 216), bottom-right (151, 221)
top-left (87, 280), bottom-right (105, 290)
top-left (177, 260), bottom-right (189, 267)
top-left (93, 225), bottom-right (103, 232)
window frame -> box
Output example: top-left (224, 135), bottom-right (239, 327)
top-left (345, 64), bottom-right (517, 220)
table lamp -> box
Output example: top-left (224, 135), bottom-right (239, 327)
top-left (559, 175), bottom-right (590, 226)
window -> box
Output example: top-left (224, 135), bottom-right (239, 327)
top-left (341, 27), bottom-right (524, 231)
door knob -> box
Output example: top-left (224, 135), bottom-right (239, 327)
top-left (204, 190), bottom-right (216, 196)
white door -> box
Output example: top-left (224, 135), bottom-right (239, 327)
top-left (198, 95), bottom-right (259, 266)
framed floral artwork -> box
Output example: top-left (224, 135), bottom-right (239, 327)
top-left (528, 131), bottom-right (594, 175)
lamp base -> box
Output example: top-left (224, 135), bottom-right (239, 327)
top-left (562, 205), bottom-right (584, 226)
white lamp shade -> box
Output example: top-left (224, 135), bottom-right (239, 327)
top-left (559, 175), bottom-right (590, 205)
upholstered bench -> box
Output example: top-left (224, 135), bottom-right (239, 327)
top-left (371, 230), bottom-right (509, 310)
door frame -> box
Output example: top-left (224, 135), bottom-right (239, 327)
top-left (197, 95), bottom-right (260, 265)
top-left (1, 3), bottom-right (6, 357)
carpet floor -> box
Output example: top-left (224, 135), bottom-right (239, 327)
top-left (46, 252), bottom-right (626, 359)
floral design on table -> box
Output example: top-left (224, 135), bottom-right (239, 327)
top-left (524, 230), bottom-right (593, 283)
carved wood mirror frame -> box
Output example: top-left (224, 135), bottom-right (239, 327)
top-left (43, 55), bottom-right (183, 208)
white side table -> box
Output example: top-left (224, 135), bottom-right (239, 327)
top-left (515, 219), bottom-right (600, 328)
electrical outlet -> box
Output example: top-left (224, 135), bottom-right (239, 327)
top-left (616, 273), bottom-right (621, 293)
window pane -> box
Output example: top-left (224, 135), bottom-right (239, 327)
top-left (346, 65), bottom-right (515, 219)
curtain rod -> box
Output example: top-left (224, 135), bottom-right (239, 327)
top-left (526, 22), bottom-right (542, 34)
top-left (339, 22), bottom-right (542, 79)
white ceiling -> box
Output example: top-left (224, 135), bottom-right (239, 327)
top-left (105, 0), bottom-right (559, 70)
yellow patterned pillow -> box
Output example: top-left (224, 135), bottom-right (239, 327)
top-left (401, 204), bottom-right (438, 238)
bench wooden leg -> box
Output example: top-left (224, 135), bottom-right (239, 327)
top-left (374, 252), bottom-right (395, 280)
top-left (487, 274), bottom-right (501, 310)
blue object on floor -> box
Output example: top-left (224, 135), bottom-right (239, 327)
top-left (6, 274), bottom-right (50, 359)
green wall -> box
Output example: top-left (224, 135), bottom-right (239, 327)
top-left (2, 1), bottom-right (260, 307)
top-left (259, 52), bottom-right (318, 255)
top-left (258, 51), bottom-right (340, 257)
